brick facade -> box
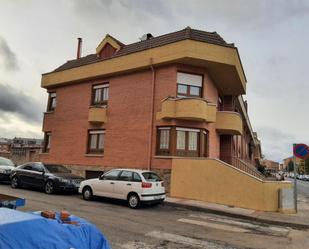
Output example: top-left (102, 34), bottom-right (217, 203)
top-left (40, 64), bottom-right (221, 173)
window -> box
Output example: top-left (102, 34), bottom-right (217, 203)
top-left (44, 164), bottom-right (71, 173)
top-left (157, 127), bottom-right (171, 155)
top-left (47, 92), bottom-right (56, 111)
top-left (32, 163), bottom-right (45, 172)
top-left (119, 171), bottom-right (133, 181)
top-left (103, 170), bottom-right (121, 180)
top-left (202, 131), bottom-right (209, 157)
top-left (177, 72), bottom-right (202, 98)
top-left (142, 172), bottom-right (162, 182)
top-left (176, 130), bottom-right (186, 150)
top-left (217, 96), bottom-right (223, 111)
top-left (133, 172), bottom-right (142, 182)
top-left (176, 128), bottom-right (199, 157)
top-left (92, 84), bottom-right (109, 106)
top-left (87, 130), bottom-right (105, 154)
top-left (157, 127), bottom-right (206, 157)
top-left (43, 132), bottom-right (51, 153)
top-left (22, 164), bottom-right (33, 170)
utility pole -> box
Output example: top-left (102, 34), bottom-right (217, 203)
top-left (293, 152), bottom-right (297, 212)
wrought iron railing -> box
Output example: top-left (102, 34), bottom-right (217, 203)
top-left (221, 156), bottom-right (265, 180)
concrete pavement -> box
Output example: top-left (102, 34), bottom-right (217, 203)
top-left (166, 179), bottom-right (309, 230)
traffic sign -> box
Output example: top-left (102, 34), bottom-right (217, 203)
top-left (293, 143), bottom-right (309, 159)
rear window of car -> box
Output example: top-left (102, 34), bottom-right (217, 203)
top-left (142, 172), bottom-right (162, 182)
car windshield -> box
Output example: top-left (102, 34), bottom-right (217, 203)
top-left (0, 157), bottom-right (14, 166)
top-left (142, 172), bottom-right (162, 182)
top-left (44, 164), bottom-right (71, 173)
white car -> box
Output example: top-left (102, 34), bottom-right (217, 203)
top-left (79, 169), bottom-right (166, 208)
top-left (0, 157), bottom-right (15, 182)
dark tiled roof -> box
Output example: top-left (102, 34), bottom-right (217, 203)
top-left (52, 27), bottom-right (235, 73)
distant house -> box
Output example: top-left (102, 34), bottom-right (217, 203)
top-left (0, 137), bottom-right (43, 165)
top-left (0, 138), bottom-right (11, 158)
top-left (263, 159), bottom-right (280, 172)
top-left (282, 156), bottom-right (302, 171)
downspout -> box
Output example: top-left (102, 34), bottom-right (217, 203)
top-left (147, 58), bottom-right (156, 170)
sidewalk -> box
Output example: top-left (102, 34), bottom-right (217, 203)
top-left (165, 195), bottom-right (309, 230)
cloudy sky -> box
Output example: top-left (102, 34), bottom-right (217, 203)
top-left (0, 0), bottom-right (308, 162)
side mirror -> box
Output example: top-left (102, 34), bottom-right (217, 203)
top-left (99, 175), bottom-right (104, 180)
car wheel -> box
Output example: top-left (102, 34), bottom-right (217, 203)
top-left (45, 180), bottom-right (54, 194)
top-left (128, 193), bottom-right (140, 209)
top-left (82, 187), bottom-right (93, 201)
top-left (11, 176), bottom-right (19, 189)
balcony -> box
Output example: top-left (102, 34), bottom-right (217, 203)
top-left (216, 111), bottom-right (243, 135)
top-left (156, 97), bottom-right (216, 122)
top-left (88, 106), bottom-right (107, 124)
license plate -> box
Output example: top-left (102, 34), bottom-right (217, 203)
top-left (154, 195), bottom-right (162, 200)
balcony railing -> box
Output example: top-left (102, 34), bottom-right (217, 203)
top-left (221, 156), bottom-right (265, 180)
top-left (216, 111), bottom-right (243, 135)
top-left (156, 97), bottom-right (216, 122)
top-left (88, 106), bottom-right (107, 123)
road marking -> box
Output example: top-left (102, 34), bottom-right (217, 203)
top-left (119, 241), bottom-right (154, 249)
top-left (178, 218), bottom-right (251, 233)
top-left (146, 230), bottom-right (240, 249)
top-left (188, 214), bottom-right (290, 236)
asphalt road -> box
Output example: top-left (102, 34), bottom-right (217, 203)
top-left (1, 184), bottom-right (309, 249)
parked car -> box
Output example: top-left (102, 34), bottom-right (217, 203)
top-left (10, 162), bottom-right (84, 194)
top-left (303, 175), bottom-right (309, 181)
top-left (275, 173), bottom-right (284, 181)
top-left (0, 157), bottom-right (15, 182)
top-left (79, 169), bottom-right (166, 209)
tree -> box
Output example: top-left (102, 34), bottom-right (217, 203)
top-left (287, 160), bottom-right (294, 172)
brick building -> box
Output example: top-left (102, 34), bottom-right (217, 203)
top-left (40, 27), bottom-right (263, 186)
top-left (263, 159), bottom-right (280, 172)
top-left (0, 138), bottom-right (11, 158)
top-left (10, 137), bottom-right (42, 165)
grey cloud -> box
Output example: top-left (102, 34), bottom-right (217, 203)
top-left (0, 120), bottom-right (42, 139)
top-left (0, 37), bottom-right (19, 71)
top-left (256, 126), bottom-right (296, 162)
top-left (0, 84), bottom-right (43, 123)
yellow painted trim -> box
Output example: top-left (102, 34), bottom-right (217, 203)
top-left (216, 111), bottom-right (243, 135)
top-left (42, 40), bottom-right (246, 94)
top-left (88, 106), bottom-right (107, 123)
top-left (156, 98), bottom-right (216, 122)
top-left (96, 35), bottom-right (122, 54)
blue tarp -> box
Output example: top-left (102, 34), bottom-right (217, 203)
top-left (0, 208), bottom-right (111, 249)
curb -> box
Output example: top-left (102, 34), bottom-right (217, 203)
top-left (165, 201), bottom-right (309, 230)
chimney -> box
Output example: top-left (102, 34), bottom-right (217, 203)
top-left (76, 38), bottom-right (82, 59)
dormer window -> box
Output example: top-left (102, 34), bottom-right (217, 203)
top-left (96, 34), bottom-right (123, 59)
top-left (177, 72), bottom-right (203, 98)
top-left (92, 84), bottom-right (109, 106)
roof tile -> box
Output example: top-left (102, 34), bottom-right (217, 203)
top-left (52, 27), bottom-right (235, 73)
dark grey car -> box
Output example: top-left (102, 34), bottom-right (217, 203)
top-left (10, 162), bottom-right (84, 194)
